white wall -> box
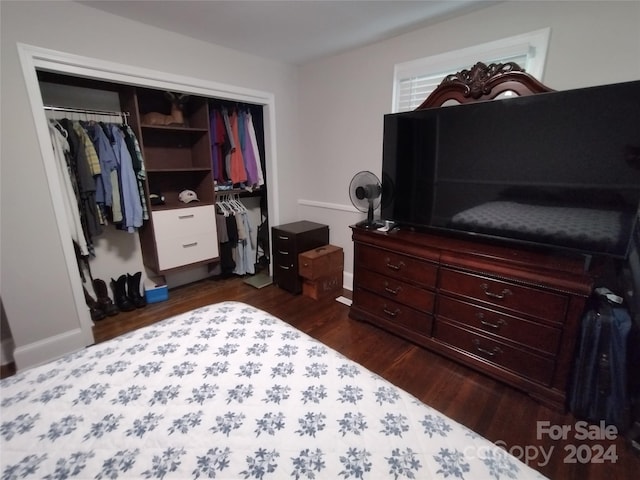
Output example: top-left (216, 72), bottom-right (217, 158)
top-left (296, 0), bottom-right (640, 286)
top-left (0, 0), bottom-right (299, 369)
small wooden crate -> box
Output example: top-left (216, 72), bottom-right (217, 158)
top-left (298, 245), bottom-right (344, 280)
top-left (302, 271), bottom-right (343, 300)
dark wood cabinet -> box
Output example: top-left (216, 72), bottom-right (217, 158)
top-left (132, 89), bottom-right (218, 273)
top-left (136, 89), bottom-right (215, 211)
top-left (272, 221), bottom-right (329, 294)
top-left (350, 226), bottom-right (595, 411)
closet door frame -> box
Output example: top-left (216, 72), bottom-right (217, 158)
top-left (16, 43), bottom-right (279, 366)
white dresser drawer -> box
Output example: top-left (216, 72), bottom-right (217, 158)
top-left (156, 232), bottom-right (219, 271)
top-left (152, 205), bottom-right (217, 239)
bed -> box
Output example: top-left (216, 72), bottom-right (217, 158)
top-left (1, 301), bottom-right (546, 479)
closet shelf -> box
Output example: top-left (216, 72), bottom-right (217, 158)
top-left (215, 187), bottom-right (266, 197)
top-left (146, 167), bottom-right (211, 173)
top-left (141, 124), bottom-right (209, 133)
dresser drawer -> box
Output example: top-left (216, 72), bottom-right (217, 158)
top-left (438, 268), bottom-right (568, 324)
top-left (357, 244), bottom-right (437, 288)
top-left (273, 249), bottom-right (295, 269)
top-left (273, 263), bottom-right (298, 294)
top-left (354, 289), bottom-right (433, 337)
top-left (437, 296), bottom-right (561, 355)
top-left (152, 205), bottom-right (217, 239)
top-left (434, 319), bottom-right (555, 386)
top-left (357, 269), bottom-right (434, 313)
top-left (156, 232), bottom-right (219, 270)
top-left (272, 231), bottom-right (295, 254)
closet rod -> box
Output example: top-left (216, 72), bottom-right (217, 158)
top-left (44, 105), bottom-right (130, 117)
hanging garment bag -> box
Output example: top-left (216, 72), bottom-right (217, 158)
top-left (569, 289), bottom-right (632, 431)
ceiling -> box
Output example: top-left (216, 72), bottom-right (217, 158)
top-left (78, 1), bottom-right (496, 65)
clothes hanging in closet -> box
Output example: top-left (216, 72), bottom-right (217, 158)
top-left (232, 209), bottom-right (256, 275)
top-left (86, 122), bottom-right (116, 209)
top-left (215, 212), bottom-right (235, 277)
top-left (47, 117), bottom-right (147, 256)
top-left (215, 197), bottom-right (256, 277)
top-left (49, 121), bottom-right (90, 256)
top-left (228, 110), bottom-right (247, 184)
top-left (123, 124), bottom-right (149, 224)
top-left (108, 123), bottom-right (143, 233)
top-left (57, 118), bottom-right (102, 254)
top-left (245, 110), bottom-right (263, 187)
top-left (210, 105), bottom-right (264, 189)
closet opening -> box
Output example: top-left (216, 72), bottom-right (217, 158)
top-left (37, 69), bottom-right (272, 326)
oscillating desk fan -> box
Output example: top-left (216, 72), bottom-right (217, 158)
top-left (349, 170), bottom-right (384, 229)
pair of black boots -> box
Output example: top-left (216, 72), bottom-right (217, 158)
top-left (111, 272), bottom-right (147, 312)
top-left (83, 272), bottom-right (146, 321)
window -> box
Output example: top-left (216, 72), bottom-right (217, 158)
top-left (392, 28), bottom-right (550, 112)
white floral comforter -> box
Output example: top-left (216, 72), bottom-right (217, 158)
top-left (0, 301), bottom-right (546, 479)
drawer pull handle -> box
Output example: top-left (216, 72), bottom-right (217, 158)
top-left (472, 339), bottom-right (502, 357)
top-left (480, 283), bottom-right (512, 300)
top-left (278, 250), bottom-right (289, 255)
top-left (476, 313), bottom-right (507, 330)
top-left (382, 305), bottom-right (400, 318)
top-left (277, 235), bottom-right (289, 240)
top-left (383, 281), bottom-right (401, 295)
top-left (385, 258), bottom-right (405, 271)
top-left (178, 214), bottom-right (195, 219)
top-left (182, 242), bottom-right (198, 248)
top-left (278, 265), bottom-right (291, 270)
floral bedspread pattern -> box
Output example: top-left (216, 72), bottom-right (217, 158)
top-left (0, 302), bottom-right (546, 479)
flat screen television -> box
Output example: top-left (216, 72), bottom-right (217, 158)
top-left (381, 80), bottom-right (640, 259)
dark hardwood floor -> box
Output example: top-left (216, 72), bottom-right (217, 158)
top-left (3, 275), bottom-right (638, 479)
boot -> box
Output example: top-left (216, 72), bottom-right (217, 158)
top-left (127, 272), bottom-right (147, 308)
top-left (111, 275), bottom-right (135, 312)
top-left (93, 278), bottom-right (119, 316)
top-left (83, 286), bottom-right (106, 321)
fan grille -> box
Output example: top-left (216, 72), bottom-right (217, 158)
top-left (349, 171), bottom-right (383, 229)
top-left (349, 171), bottom-right (381, 213)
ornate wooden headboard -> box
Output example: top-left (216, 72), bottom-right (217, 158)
top-left (416, 61), bottom-right (554, 110)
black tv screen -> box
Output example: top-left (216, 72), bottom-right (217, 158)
top-left (381, 80), bottom-right (640, 259)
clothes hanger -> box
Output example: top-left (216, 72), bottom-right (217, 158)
top-left (224, 194), bottom-right (238, 214)
top-left (52, 120), bottom-right (68, 138)
top-left (216, 196), bottom-right (231, 217)
top-left (231, 194), bottom-right (246, 213)
top-left (232, 194), bottom-right (245, 213)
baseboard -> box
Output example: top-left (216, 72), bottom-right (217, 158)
top-left (343, 271), bottom-right (353, 292)
top-left (12, 328), bottom-right (88, 371)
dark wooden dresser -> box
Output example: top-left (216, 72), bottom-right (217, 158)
top-left (272, 221), bottom-right (329, 294)
top-left (350, 226), bottom-right (595, 411)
